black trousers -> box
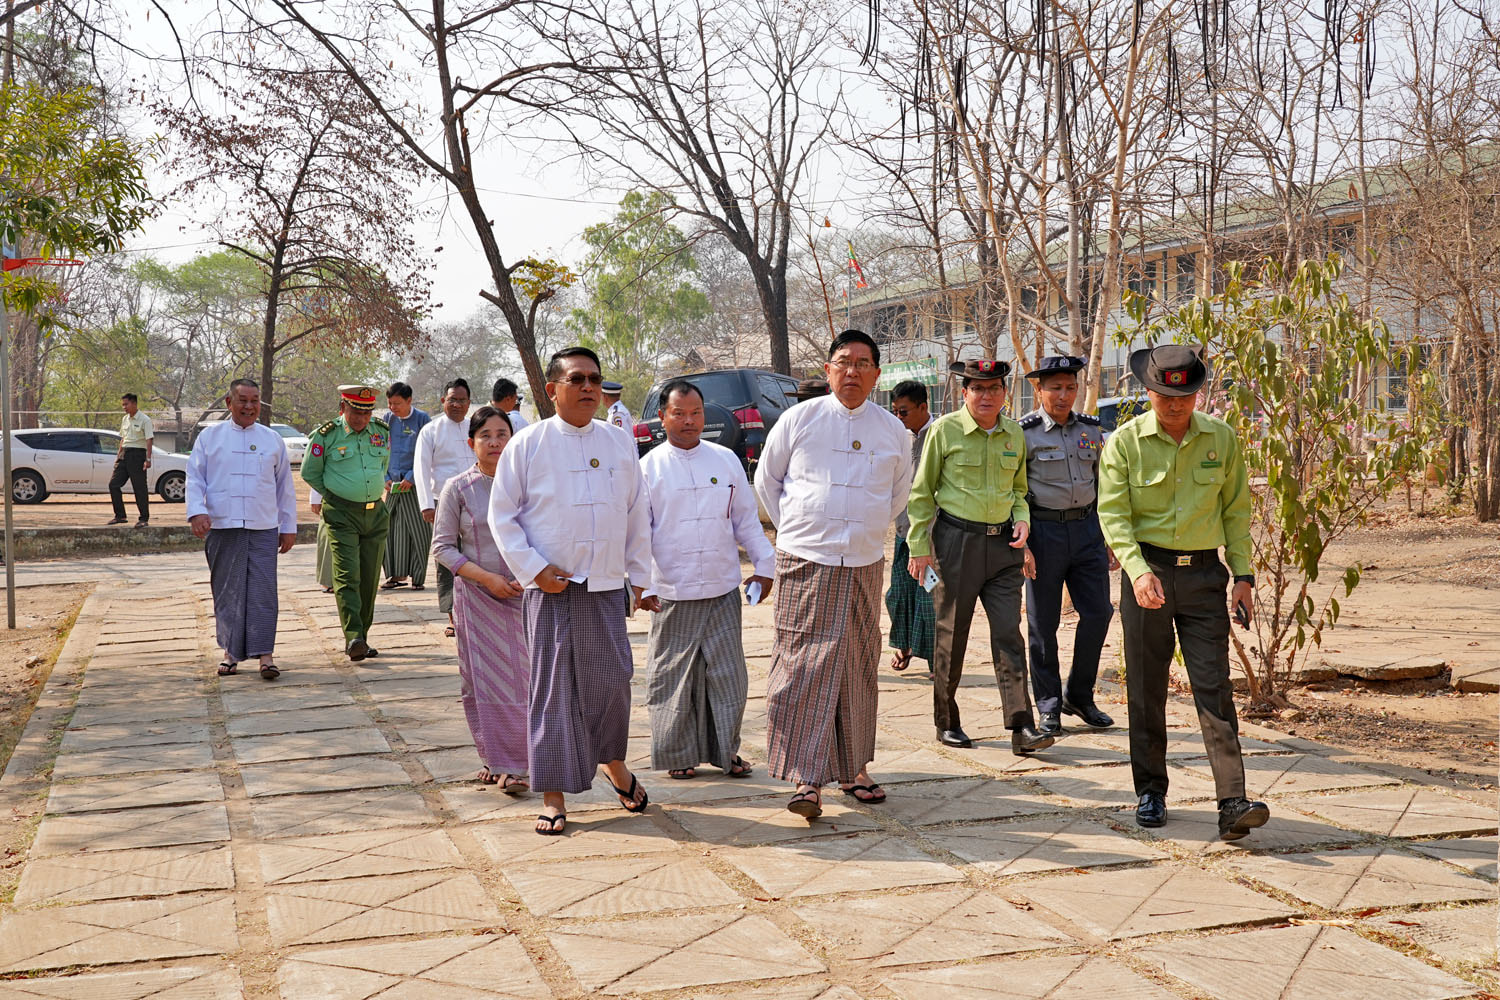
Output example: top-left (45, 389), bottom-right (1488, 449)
top-left (1024, 514), bottom-right (1114, 715)
top-left (108, 447), bottom-right (150, 520)
top-left (1120, 551), bottom-right (1245, 800)
top-left (930, 517), bottom-right (1035, 731)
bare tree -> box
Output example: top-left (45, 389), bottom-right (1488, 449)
top-left (525, 0), bottom-right (840, 374)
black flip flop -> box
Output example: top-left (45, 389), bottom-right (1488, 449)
top-left (787, 789), bottom-right (822, 819)
top-left (379, 579), bottom-right (402, 590)
top-left (501, 775), bottom-right (530, 796)
top-left (259, 663), bottom-right (280, 681)
top-left (535, 813), bottom-right (566, 836)
top-left (725, 757), bottom-right (753, 778)
top-left (216, 661), bottom-right (237, 676)
top-left (841, 783), bottom-right (886, 803)
top-left (610, 773), bottom-right (650, 813)
top-left (668, 767), bottom-right (697, 780)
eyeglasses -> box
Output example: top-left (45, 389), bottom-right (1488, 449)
top-left (553, 373), bottom-right (604, 387)
top-left (829, 359), bottom-right (877, 372)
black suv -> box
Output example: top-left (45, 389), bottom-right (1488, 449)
top-left (633, 368), bottom-right (802, 476)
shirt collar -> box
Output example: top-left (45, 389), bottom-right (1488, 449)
top-left (823, 394), bottom-right (868, 418)
top-left (955, 405), bottom-right (1003, 436)
top-left (1040, 409), bottom-right (1075, 431)
top-left (552, 414), bottom-right (596, 437)
top-left (1140, 409), bottom-right (1206, 443)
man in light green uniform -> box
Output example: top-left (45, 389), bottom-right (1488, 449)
top-left (302, 385), bottom-right (391, 661)
top-left (1097, 344), bottom-right (1269, 841)
top-left (906, 358), bottom-right (1054, 756)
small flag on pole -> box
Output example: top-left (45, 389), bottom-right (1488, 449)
top-left (847, 241), bottom-right (868, 289)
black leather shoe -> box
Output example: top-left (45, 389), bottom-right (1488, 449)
top-left (1218, 797), bottom-right (1270, 841)
top-left (1136, 792), bottom-right (1167, 828)
top-left (1061, 697), bottom-right (1114, 728)
top-left (347, 638), bottom-right (369, 661)
top-left (1011, 725), bottom-right (1055, 755)
top-left (1038, 712), bottom-right (1063, 737)
top-left (936, 727), bottom-right (974, 748)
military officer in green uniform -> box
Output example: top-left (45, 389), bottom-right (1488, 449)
top-left (302, 385), bottom-right (392, 661)
top-left (1097, 344), bottom-right (1270, 841)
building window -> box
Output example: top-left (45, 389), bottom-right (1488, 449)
top-left (870, 305), bottom-right (908, 344)
top-left (1175, 254), bottom-right (1196, 300)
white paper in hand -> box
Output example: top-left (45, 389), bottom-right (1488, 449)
top-left (922, 566), bottom-right (940, 592)
top-left (745, 581), bottom-right (763, 606)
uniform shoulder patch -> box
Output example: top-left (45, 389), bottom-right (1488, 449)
top-left (1019, 414), bottom-right (1043, 429)
top-left (314, 420), bottom-right (337, 437)
top-left (1077, 413), bottom-right (1101, 426)
top-left (369, 417), bottom-right (390, 431)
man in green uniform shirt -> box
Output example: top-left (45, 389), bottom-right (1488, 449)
top-left (907, 359), bottom-right (1054, 756)
top-left (303, 385), bottom-right (392, 661)
top-left (1097, 344), bottom-right (1270, 841)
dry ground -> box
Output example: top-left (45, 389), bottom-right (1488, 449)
top-left (0, 584), bottom-right (92, 775)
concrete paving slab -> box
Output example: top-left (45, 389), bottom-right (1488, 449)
top-left (953, 739), bottom-right (1132, 775)
top-left (1178, 753), bottom-right (1399, 798)
top-left (0, 963), bottom-right (243, 999)
top-left (1031, 763), bottom-right (1218, 809)
top-left (473, 814), bottom-right (684, 863)
top-left (257, 828), bottom-right (464, 885)
top-left (231, 726), bottom-right (391, 765)
top-left (794, 887), bottom-right (1072, 967)
top-left (250, 787), bottom-right (435, 839)
top-left (13, 844), bottom-right (234, 905)
top-left (360, 675), bottom-right (462, 702)
top-left (926, 815), bottom-right (1170, 876)
top-left (51, 741), bottom-right (214, 779)
top-left (412, 746), bottom-right (488, 783)
top-left (68, 697), bottom-right (208, 728)
top-left (58, 720), bottom-right (210, 754)
top-left (721, 833), bottom-right (965, 898)
top-left (1451, 660), bottom-right (1500, 693)
top-left (1075, 728), bottom-right (1286, 758)
top-left (223, 665), bottom-right (347, 687)
top-left (547, 911), bottom-right (824, 995)
top-left (393, 719), bottom-right (476, 752)
top-left (1409, 836), bottom-right (1498, 879)
top-left (31, 802), bottom-right (230, 857)
top-left (506, 854), bottom-right (740, 917)
top-left (1291, 786), bottom-right (1499, 838)
top-left (264, 870), bottom-right (503, 946)
top-left (1224, 846), bottom-right (1494, 911)
top-left (0, 893), bottom-right (237, 972)
top-left (883, 954), bottom-right (1179, 999)
top-left (1366, 902), bottom-right (1498, 966)
top-left (870, 746), bottom-right (986, 782)
top-left (877, 777), bottom-right (1062, 826)
top-left (238, 754), bottom-right (411, 798)
top-left (224, 705), bottom-right (373, 738)
top-left (1018, 865), bottom-right (1297, 940)
top-left (1138, 802), bottom-right (1366, 854)
top-left (372, 696), bottom-right (461, 724)
top-left (277, 934), bottom-right (550, 999)
top-left (439, 781), bottom-right (622, 823)
top-left (1136, 922), bottom-right (1478, 1000)
top-left (667, 795), bottom-right (880, 846)
top-left (45, 770), bottom-right (224, 815)
top-left (73, 674), bottom-right (206, 701)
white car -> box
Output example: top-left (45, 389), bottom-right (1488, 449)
top-left (271, 423), bottom-right (309, 465)
top-left (7, 428), bottom-right (189, 504)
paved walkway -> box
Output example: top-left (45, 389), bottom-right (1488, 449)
top-left (0, 551), bottom-right (1494, 998)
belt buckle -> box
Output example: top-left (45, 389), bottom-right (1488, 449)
top-left (365, 501), bottom-right (377, 510)
top-left (1175, 554), bottom-right (1193, 567)
top-left (986, 525), bottom-right (1001, 536)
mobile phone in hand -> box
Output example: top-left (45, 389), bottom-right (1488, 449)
top-left (1233, 601), bottom-right (1250, 629)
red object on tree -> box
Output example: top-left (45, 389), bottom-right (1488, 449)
top-left (2, 256), bottom-right (85, 271)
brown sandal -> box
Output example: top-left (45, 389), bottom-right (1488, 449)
top-left (501, 774), bottom-right (529, 796)
top-left (787, 788), bottom-right (822, 819)
top-left (890, 650), bottom-right (913, 672)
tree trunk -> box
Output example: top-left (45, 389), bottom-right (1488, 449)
top-left (260, 267), bottom-right (281, 427)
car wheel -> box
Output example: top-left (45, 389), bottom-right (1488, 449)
top-left (157, 471), bottom-right (187, 503)
top-left (11, 469), bottom-right (47, 504)
top-left (702, 403), bottom-right (743, 452)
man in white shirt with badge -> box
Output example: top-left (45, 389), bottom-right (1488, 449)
top-left (415, 378), bottom-right (473, 629)
top-left (640, 380), bottom-right (775, 781)
top-left (755, 329), bottom-right (914, 819)
top-left (187, 378), bottom-right (298, 681)
top-left (602, 380), bottom-right (632, 431)
top-left (489, 346), bottom-right (654, 836)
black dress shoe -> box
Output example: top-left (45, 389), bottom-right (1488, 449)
top-left (347, 638), bottom-right (369, 661)
top-left (1136, 792), bottom-right (1167, 828)
top-left (1061, 697), bottom-right (1114, 728)
top-left (936, 727), bottom-right (973, 748)
top-left (105, 516), bottom-right (127, 525)
top-left (1218, 797), bottom-right (1270, 841)
top-left (1038, 711), bottom-right (1063, 737)
top-left (1011, 725), bottom-right (1056, 755)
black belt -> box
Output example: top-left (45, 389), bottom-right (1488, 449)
top-left (937, 509), bottom-right (1012, 536)
top-left (321, 489), bottom-right (381, 511)
top-left (1030, 503), bottom-right (1095, 522)
top-left (1140, 542), bottom-right (1218, 568)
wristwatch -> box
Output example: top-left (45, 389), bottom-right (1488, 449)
top-left (1233, 574), bottom-right (1255, 586)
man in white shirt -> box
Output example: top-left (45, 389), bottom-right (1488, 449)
top-left (107, 392), bottom-right (154, 526)
top-left (755, 330), bottom-right (913, 819)
top-left (640, 380), bottom-right (775, 780)
top-left (415, 378), bottom-right (473, 627)
top-left (489, 347), bottom-right (653, 835)
top-left (187, 378), bottom-right (298, 681)
top-left (490, 377), bottom-right (529, 433)
top-left (602, 380), bottom-right (632, 431)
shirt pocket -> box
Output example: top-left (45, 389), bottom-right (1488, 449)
top-left (1192, 467), bottom-right (1222, 488)
top-left (950, 454), bottom-right (986, 491)
top-left (1129, 468), bottom-right (1171, 513)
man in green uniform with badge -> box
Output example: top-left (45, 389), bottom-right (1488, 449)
top-left (906, 358), bottom-right (1054, 756)
top-left (1097, 344), bottom-right (1270, 841)
top-left (303, 385), bottom-right (392, 661)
